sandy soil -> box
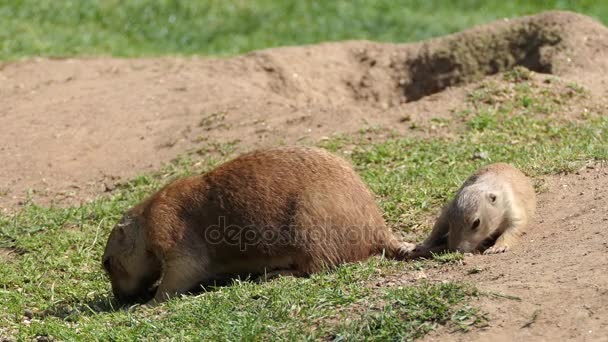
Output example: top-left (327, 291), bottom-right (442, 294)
top-left (0, 10), bottom-right (607, 340)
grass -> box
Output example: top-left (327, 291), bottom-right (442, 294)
top-left (1, 68), bottom-right (606, 339)
top-left (1, 1), bottom-right (608, 60)
top-left (335, 283), bottom-right (482, 340)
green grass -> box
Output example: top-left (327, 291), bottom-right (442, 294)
top-left (1, 69), bottom-right (606, 339)
top-left (1, 0), bottom-right (608, 60)
top-left (335, 282), bottom-right (482, 340)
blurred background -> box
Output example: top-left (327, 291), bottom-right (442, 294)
top-left (0, 0), bottom-right (604, 60)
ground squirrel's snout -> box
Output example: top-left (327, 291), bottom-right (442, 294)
top-left (114, 285), bottom-right (157, 305)
top-left (453, 241), bottom-right (475, 253)
top-left (111, 272), bottom-right (159, 305)
top-left (450, 220), bottom-right (483, 252)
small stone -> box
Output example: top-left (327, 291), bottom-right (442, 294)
top-left (103, 182), bottom-right (115, 192)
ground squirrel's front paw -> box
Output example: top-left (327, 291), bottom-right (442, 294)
top-left (408, 244), bottom-right (433, 258)
top-left (483, 245), bottom-right (510, 254)
top-left (393, 242), bottom-right (417, 259)
top-left (399, 242), bottom-right (417, 254)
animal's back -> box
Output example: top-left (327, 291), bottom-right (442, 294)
top-left (105, 146), bottom-right (413, 304)
top-left (158, 147), bottom-right (394, 274)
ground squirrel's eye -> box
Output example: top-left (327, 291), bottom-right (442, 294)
top-left (471, 218), bottom-right (480, 230)
top-left (489, 193), bottom-right (497, 202)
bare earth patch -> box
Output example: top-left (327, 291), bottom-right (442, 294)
top-left (1, 11), bottom-right (608, 209)
top-left (0, 10), bottom-right (607, 340)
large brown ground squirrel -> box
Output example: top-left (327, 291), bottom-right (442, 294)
top-left (412, 163), bottom-right (536, 257)
top-left (102, 147), bottom-right (413, 304)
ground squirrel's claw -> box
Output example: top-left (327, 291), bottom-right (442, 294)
top-left (401, 242), bottom-right (417, 253)
top-left (484, 245), bottom-right (509, 254)
top-left (394, 242), bottom-right (417, 259)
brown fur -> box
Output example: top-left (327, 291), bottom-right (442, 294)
top-left (102, 147), bottom-right (413, 304)
top-left (410, 163), bottom-right (536, 258)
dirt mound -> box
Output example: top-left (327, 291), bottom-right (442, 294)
top-left (0, 10), bottom-right (607, 209)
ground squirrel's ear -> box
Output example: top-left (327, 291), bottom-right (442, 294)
top-left (488, 193), bottom-right (497, 203)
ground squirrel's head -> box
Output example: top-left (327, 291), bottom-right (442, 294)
top-left (102, 212), bottom-right (161, 304)
top-left (447, 187), bottom-right (503, 253)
